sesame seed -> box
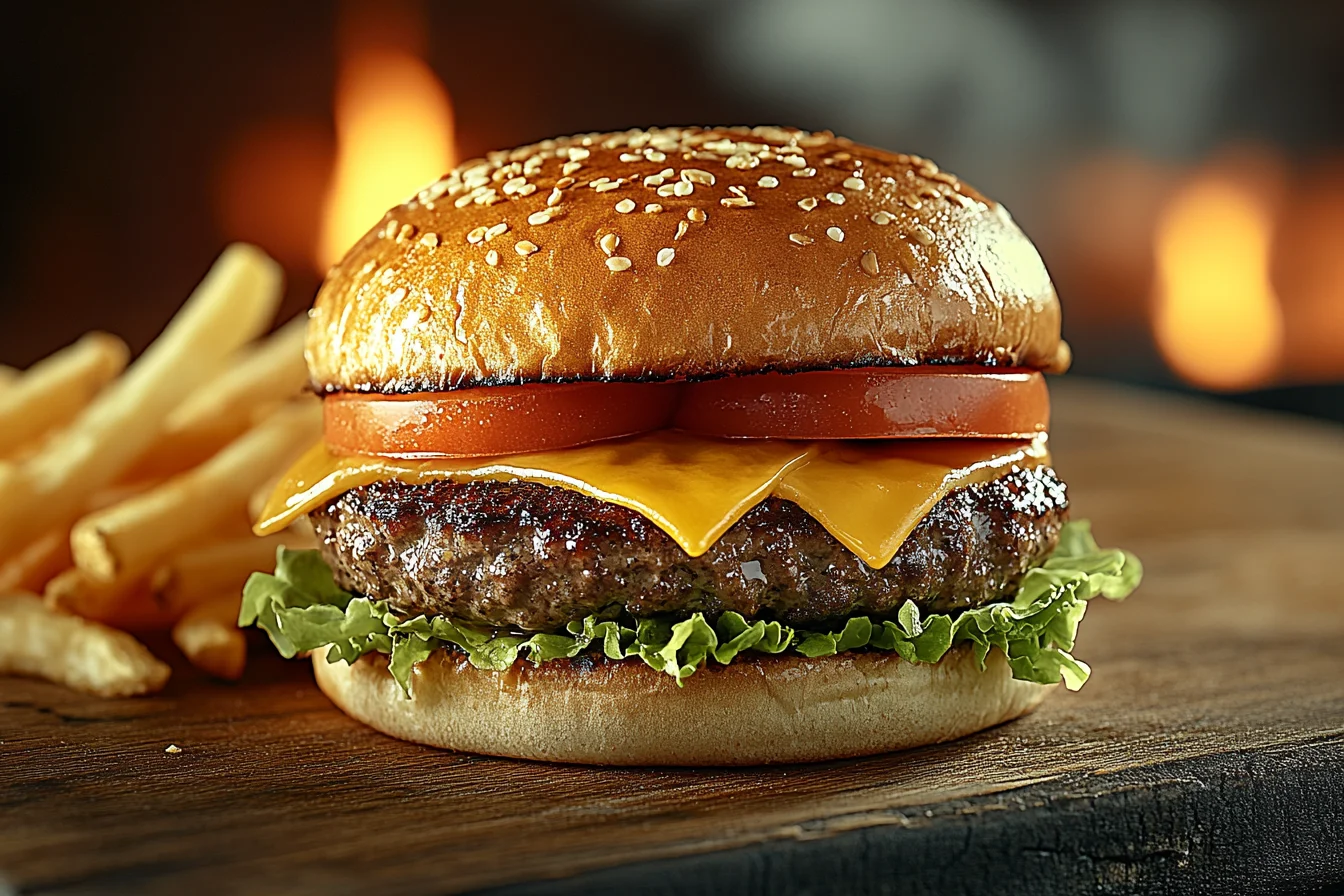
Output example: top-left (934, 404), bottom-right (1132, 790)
top-left (419, 232), bottom-right (440, 248)
top-left (547, 188), bottom-right (564, 207)
top-left (675, 221), bottom-right (690, 240)
top-left (757, 175), bottom-right (780, 188)
top-left (826, 226), bottom-right (845, 243)
top-left (516, 183), bottom-right (537, 197)
top-left (485, 222), bottom-right (509, 241)
top-left (606, 256), bottom-right (632, 272)
top-left (798, 197), bottom-right (819, 212)
top-left (619, 152), bottom-right (641, 162)
top-left (556, 176), bottom-right (576, 188)
top-left (728, 185), bottom-right (748, 197)
top-left (615, 198), bottom-right (636, 214)
top-left (659, 167), bottom-right (675, 178)
top-left (843, 177), bottom-right (866, 191)
top-left (687, 207), bottom-right (707, 223)
top-left (396, 223), bottom-right (416, 241)
top-left (595, 182), bottom-right (622, 193)
top-left (644, 174), bottom-right (667, 187)
top-left (486, 249), bottom-right (500, 266)
top-left (645, 149), bottom-right (667, 162)
top-left (528, 209), bottom-right (556, 226)
top-left (911, 224), bottom-right (936, 245)
top-left (781, 154), bottom-right (806, 167)
top-left (673, 181), bottom-right (694, 197)
top-left (681, 168), bottom-right (715, 185)
top-left (726, 152), bottom-right (760, 170)
top-left (562, 161), bottom-right (583, 176)
top-left (788, 232), bottom-right (813, 246)
top-left (454, 193), bottom-right (475, 208)
top-left (657, 184), bottom-right (676, 198)
top-left (516, 240), bottom-right (539, 256)
top-left (599, 233), bottom-right (620, 255)
top-left (657, 247), bottom-right (675, 267)
top-left (792, 167), bottom-right (817, 178)
top-left (901, 195), bottom-right (922, 210)
top-left (870, 211), bottom-right (894, 225)
top-left (592, 177), bottom-right (612, 188)
top-left (861, 250), bottom-right (879, 276)
top-left (720, 196), bottom-right (755, 208)
top-left (165, 744), bottom-right (182, 754)
top-left (568, 147), bottom-right (591, 161)
top-left (503, 176), bottom-right (528, 194)
top-left (919, 187), bottom-right (942, 200)
top-left (826, 192), bottom-right (846, 205)
top-left (644, 203), bottom-right (663, 214)
top-left (467, 226), bottom-right (488, 244)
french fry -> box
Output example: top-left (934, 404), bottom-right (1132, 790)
top-left (172, 595), bottom-right (247, 681)
top-left (150, 529), bottom-right (315, 617)
top-left (0, 476), bottom-right (167, 598)
top-left (248, 476), bottom-right (280, 522)
top-left (0, 529), bottom-right (71, 594)
top-left (70, 401), bottom-right (321, 583)
top-left (0, 244), bottom-right (283, 557)
top-left (123, 316), bottom-right (310, 480)
top-left (0, 332), bottom-right (130, 459)
top-left (44, 567), bottom-right (147, 622)
top-left (0, 593), bottom-right (170, 697)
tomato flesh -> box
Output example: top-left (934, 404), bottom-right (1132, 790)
top-left (674, 367), bottom-right (1048, 439)
top-left (324, 382), bottom-right (683, 458)
top-left (324, 368), bottom-right (1049, 458)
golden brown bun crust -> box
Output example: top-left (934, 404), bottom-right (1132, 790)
top-left (308, 127), bottom-right (1066, 393)
top-left (311, 646), bottom-right (1051, 766)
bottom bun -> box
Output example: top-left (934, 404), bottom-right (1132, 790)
top-left (312, 645), bottom-right (1052, 766)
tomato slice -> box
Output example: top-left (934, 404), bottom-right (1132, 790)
top-left (324, 382), bottom-right (682, 458)
top-left (674, 367), bottom-right (1049, 439)
top-left (326, 367), bottom-right (1049, 458)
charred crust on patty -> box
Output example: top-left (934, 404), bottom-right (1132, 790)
top-left (310, 466), bottom-right (1068, 632)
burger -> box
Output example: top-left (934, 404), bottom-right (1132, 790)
top-left (242, 126), bottom-right (1140, 765)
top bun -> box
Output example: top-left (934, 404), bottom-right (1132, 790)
top-left (308, 126), bottom-right (1065, 394)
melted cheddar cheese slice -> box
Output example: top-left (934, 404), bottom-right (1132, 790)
top-left (257, 432), bottom-right (1048, 568)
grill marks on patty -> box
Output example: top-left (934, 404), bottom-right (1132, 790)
top-left (310, 467), bottom-right (1068, 633)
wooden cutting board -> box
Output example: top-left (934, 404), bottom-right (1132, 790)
top-left (2, 380), bottom-right (1342, 895)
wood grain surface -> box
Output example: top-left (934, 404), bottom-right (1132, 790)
top-left (2, 380), bottom-right (1343, 895)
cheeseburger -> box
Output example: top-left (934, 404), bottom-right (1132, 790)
top-left (243, 126), bottom-right (1140, 765)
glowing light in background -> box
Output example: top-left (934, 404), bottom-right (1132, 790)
top-left (1152, 174), bottom-right (1283, 391)
top-left (315, 47), bottom-right (455, 270)
top-left (216, 120), bottom-right (332, 270)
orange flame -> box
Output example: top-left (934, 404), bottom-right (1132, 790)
top-left (1152, 173), bottom-right (1283, 391)
top-left (316, 48), bottom-right (455, 270)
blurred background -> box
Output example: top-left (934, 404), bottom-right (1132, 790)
top-left (2, 0), bottom-right (1341, 419)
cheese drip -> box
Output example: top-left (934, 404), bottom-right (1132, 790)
top-left (256, 432), bottom-right (1048, 568)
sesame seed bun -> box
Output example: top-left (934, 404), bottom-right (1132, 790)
top-left (311, 645), bottom-right (1051, 766)
top-left (307, 126), bottom-right (1066, 394)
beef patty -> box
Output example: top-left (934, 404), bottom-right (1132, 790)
top-left (310, 465), bottom-right (1068, 632)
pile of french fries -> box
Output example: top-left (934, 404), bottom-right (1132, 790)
top-left (0, 244), bottom-right (319, 696)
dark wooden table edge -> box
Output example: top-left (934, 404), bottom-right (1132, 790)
top-left (479, 736), bottom-right (1344, 896)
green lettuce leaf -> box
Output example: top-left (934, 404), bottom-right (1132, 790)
top-left (241, 520), bottom-right (1139, 696)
